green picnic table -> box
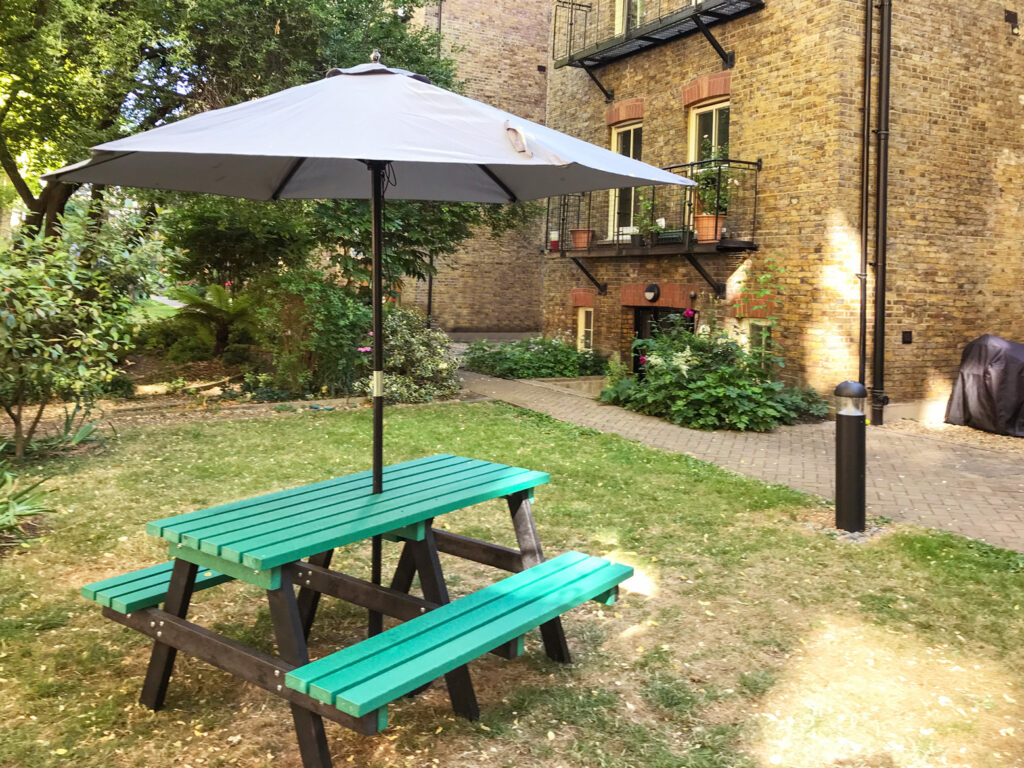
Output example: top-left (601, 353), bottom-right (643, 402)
top-left (82, 454), bottom-right (632, 768)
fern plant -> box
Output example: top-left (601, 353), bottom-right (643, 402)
top-left (0, 459), bottom-right (51, 544)
top-left (169, 284), bottom-right (255, 356)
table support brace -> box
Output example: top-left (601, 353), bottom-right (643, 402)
top-left (140, 558), bottom-right (198, 710)
top-left (297, 549), bottom-right (334, 641)
top-left (104, 607), bottom-right (382, 734)
top-left (507, 491), bottom-right (572, 663)
top-left (409, 525), bottom-right (480, 721)
top-left (268, 569), bottom-right (332, 768)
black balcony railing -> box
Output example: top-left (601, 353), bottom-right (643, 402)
top-left (553, 0), bottom-right (764, 68)
top-left (544, 157), bottom-right (760, 257)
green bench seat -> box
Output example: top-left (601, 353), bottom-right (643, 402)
top-left (82, 561), bottom-right (233, 613)
top-left (285, 551), bottom-right (632, 720)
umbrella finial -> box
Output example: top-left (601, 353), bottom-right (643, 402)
top-left (370, 49), bottom-right (382, 63)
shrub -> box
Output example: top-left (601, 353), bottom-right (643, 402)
top-left (0, 207), bottom-right (162, 457)
top-left (774, 385), bottom-right (830, 424)
top-left (462, 337), bottom-right (608, 379)
top-left (167, 335), bottom-right (215, 364)
top-left (600, 320), bottom-right (824, 432)
top-left (251, 269), bottom-right (370, 397)
top-left (356, 306), bottom-right (460, 404)
top-left (99, 371), bottom-right (136, 399)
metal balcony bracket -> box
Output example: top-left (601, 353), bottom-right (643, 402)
top-left (569, 256), bottom-right (608, 295)
top-left (694, 14), bottom-right (735, 69)
top-left (580, 64), bottom-right (614, 102)
top-left (683, 253), bottom-right (726, 297)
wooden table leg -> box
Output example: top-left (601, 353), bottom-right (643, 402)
top-left (389, 541), bottom-right (417, 594)
top-left (268, 568), bottom-right (333, 768)
top-left (297, 549), bottom-right (334, 641)
top-left (140, 558), bottom-right (198, 710)
top-left (409, 523), bottom-right (480, 721)
top-left (368, 535), bottom-right (384, 637)
top-left (507, 491), bottom-right (572, 663)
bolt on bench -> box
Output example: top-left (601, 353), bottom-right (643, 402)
top-left (82, 454), bottom-right (632, 768)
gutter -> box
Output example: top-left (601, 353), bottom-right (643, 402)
top-left (857, 0), bottom-right (873, 385)
top-left (871, 0), bottom-right (893, 424)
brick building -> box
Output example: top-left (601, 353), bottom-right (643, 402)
top-left (404, 0), bottom-right (551, 333)
top-left (542, 0), bottom-right (1024, 422)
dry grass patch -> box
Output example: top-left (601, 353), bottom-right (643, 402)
top-left (2, 403), bottom-right (1022, 768)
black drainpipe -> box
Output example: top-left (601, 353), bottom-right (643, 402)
top-left (871, 0), bottom-right (893, 424)
top-left (857, 0), bottom-right (873, 385)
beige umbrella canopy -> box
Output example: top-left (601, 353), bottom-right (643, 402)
top-left (46, 57), bottom-right (693, 491)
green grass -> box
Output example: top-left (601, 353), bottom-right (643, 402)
top-left (1, 401), bottom-right (1022, 768)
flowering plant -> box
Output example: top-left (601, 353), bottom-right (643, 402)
top-left (695, 140), bottom-right (734, 215)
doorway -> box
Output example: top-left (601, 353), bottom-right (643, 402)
top-left (632, 307), bottom-right (696, 373)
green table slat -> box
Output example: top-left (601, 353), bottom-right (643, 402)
top-left (288, 553), bottom-right (589, 694)
top-left (221, 463), bottom-right (529, 566)
top-left (242, 467), bottom-right (548, 570)
top-left (306, 555), bottom-right (613, 702)
top-left (82, 561), bottom-right (233, 613)
top-left (286, 553), bottom-right (632, 716)
top-left (181, 458), bottom-right (496, 555)
top-left (148, 454), bottom-right (462, 540)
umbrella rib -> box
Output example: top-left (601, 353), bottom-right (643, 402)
top-left (270, 157), bottom-right (307, 200)
top-left (48, 151), bottom-right (136, 182)
top-left (477, 165), bottom-right (518, 203)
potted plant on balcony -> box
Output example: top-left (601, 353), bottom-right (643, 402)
top-left (694, 141), bottom-right (732, 243)
top-left (569, 227), bottom-right (595, 249)
top-left (635, 190), bottom-right (663, 246)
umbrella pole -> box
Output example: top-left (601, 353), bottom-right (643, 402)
top-left (370, 161), bottom-right (386, 494)
top-left (368, 160), bottom-right (386, 637)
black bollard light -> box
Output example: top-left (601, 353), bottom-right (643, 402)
top-left (834, 380), bottom-right (867, 532)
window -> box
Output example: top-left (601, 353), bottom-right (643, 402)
top-left (608, 122), bottom-right (642, 238)
top-left (689, 101), bottom-right (730, 162)
top-left (614, 0), bottom-right (647, 35)
top-left (576, 307), bottom-right (594, 351)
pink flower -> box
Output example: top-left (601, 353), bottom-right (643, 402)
top-left (683, 308), bottom-right (695, 318)
top-left (369, 331), bottom-right (373, 336)
top-left (639, 356), bottom-right (647, 364)
top-left (358, 346), bottom-right (372, 352)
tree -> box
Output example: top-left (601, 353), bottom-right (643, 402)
top-left (0, 206), bottom-right (163, 458)
top-left (0, 0), bottom-right (455, 236)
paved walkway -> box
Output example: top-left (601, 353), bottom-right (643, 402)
top-left (461, 371), bottom-right (1024, 552)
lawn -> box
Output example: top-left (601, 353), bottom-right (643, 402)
top-left (1, 402), bottom-right (1021, 768)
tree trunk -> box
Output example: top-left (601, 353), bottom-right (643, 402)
top-left (23, 182), bottom-right (77, 238)
top-left (214, 324), bottom-right (230, 357)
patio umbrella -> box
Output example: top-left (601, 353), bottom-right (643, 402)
top-left (44, 56), bottom-right (693, 494)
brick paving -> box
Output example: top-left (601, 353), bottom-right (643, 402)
top-left (460, 371), bottom-right (1024, 553)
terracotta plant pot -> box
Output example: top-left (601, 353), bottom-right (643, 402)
top-left (694, 214), bottom-right (724, 243)
top-left (569, 228), bottom-right (594, 249)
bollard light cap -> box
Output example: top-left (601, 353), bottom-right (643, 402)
top-left (834, 380), bottom-right (868, 398)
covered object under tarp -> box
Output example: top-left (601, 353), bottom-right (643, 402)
top-left (945, 334), bottom-right (1024, 437)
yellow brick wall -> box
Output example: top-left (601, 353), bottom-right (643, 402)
top-left (405, 0), bottom-right (550, 332)
top-left (544, 0), bottom-right (1024, 405)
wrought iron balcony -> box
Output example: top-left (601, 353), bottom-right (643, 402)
top-left (545, 157), bottom-right (760, 255)
top-left (553, 0), bottom-right (765, 70)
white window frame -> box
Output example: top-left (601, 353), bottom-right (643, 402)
top-left (608, 121), bottom-right (642, 239)
top-left (614, 0), bottom-right (648, 35)
top-left (688, 100), bottom-right (730, 163)
top-left (576, 307), bottom-right (594, 352)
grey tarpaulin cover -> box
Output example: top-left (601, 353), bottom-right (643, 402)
top-left (945, 334), bottom-right (1024, 437)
